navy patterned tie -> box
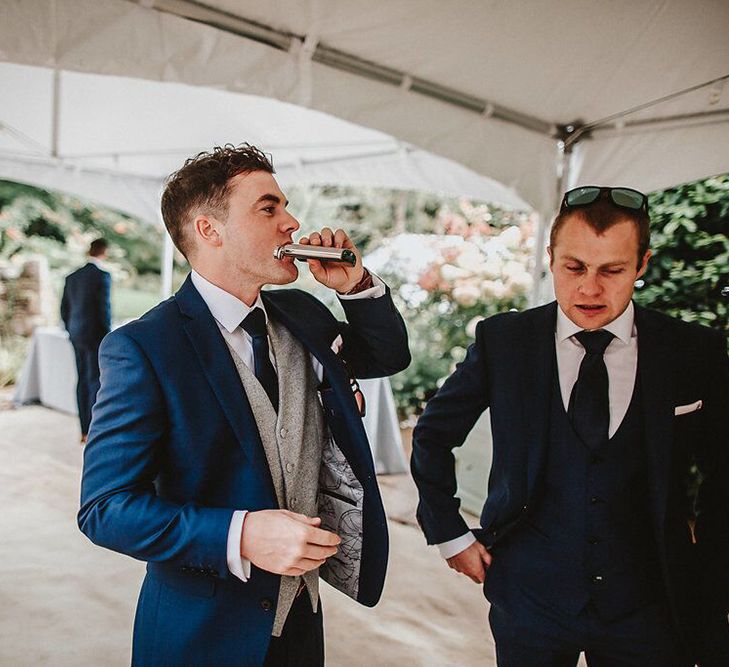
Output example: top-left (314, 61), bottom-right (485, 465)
top-left (240, 308), bottom-right (279, 412)
top-left (568, 329), bottom-right (614, 448)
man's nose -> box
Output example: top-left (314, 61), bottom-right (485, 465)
top-left (578, 272), bottom-right (602, 297)
top-left (282, 211), bottom-right (300, 233)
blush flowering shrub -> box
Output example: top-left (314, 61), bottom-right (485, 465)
top-left (369, 201), bottom-right (535, 420)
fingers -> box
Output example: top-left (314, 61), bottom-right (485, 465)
top-left (304, 525), bottom-right (341, 547)
top-left (446, 542), bottom-right (490, 584)
top-left (283, 558), bottom-right (327, 576)
top-left (476, 542), bottom-right (493, 567)
top-left (299, 228), bottom-right (348, 248)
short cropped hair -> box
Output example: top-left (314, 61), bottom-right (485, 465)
top-left (161, 143), bottom-right (274, 259)
top-left (550, 198), bottom-right (650, 269)
top-left (89, 238), bottom-right (108, 257)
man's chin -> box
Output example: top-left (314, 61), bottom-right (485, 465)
top-left (270, 264), bottom-right (299, 285)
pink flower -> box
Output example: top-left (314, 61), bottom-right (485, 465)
top-left (418, 267), bottom-right (441, 292)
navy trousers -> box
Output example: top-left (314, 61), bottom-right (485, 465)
top-left (263, 594), bottom-right (324, 666)
top-left (71, 340), bottom-right (101, 435)
top-left (489, 600), bottom-right (689, 667)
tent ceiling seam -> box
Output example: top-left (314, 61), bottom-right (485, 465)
top-left (142, 0), bottom-right (554, 137)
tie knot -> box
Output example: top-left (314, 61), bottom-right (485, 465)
top-left (574, 329), bottom-right (614, 355)
top-left (240, 308), bottom-right (267, 338)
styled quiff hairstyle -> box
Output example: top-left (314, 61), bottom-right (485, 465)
top-left (550, 197), bottom-right (651, 270)
top-left (161, 143), bottom-right (274, 259)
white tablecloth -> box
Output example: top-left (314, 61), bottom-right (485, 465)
top-left (13, 327), bottom-right (407, 473)
top-left (359, 377), bottom-right (408, 475)
top-left (13, 327), bottom-right (78, 414)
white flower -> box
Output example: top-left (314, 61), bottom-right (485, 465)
top-left (454, 243), bottom-right (483, 271)
top-left (479, 258), bottom-right (503, 279)
top-left (466, 316), bottom-right (485, 337)
top-left (480, 279), bottom-right (507, 300)
top-left (441, 264), bottom-right (470, 282)
top-left (498, 225), bottom-right (522, 249)
top-left (452, 283), bottom-right (481, 306)
top-left (502, 260), bottom-right (525, 278)
top-left (508, 270), bottom-right (534, 293)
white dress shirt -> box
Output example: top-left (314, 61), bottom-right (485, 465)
top-left (190, 269), bottom-right (385, 582)
top-left (437, 302), bottom-right (639, 560)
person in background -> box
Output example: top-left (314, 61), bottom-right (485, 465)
top-left (411, 186), bottom-right (729, 666)
top-left (78, 144), bottom-right (410, 666)
top-left (60, 238), bottom-right (111, 444)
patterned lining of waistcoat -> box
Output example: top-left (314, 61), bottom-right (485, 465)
top-left (225, 318), bottom-right (363, 635)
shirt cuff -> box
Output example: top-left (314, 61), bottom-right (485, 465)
top-left (227, 510), bottom-right (252, 582)
top-left (437, 532), bottom-right (477, 559)
top-left (337, 271), bottom-right (386, 300)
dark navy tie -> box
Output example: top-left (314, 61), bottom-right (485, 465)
top-left (240, 308), bottom-right (279, 412)
top-left (568, 329), bottom-right (614, 448)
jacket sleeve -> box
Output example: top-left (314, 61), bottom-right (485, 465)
top-left (98, 271), bottom-right (112, 334)
top-left (410, 319), bottom-right (490, 544)
top-left (337, 284), bottom-right (411, 378)
top-left (60, 279), bottom-right (69, 329)
top-left (694, 331), bottom-right (729, 614)
top-left (77, 330), bottom-right (233, 575)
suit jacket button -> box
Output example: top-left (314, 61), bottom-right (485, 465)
top-left (591, 575), bottom-right (604, 585)
top-left (260, 598), bottom-right (273, 612)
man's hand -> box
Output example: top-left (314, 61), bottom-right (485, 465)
top-left (298, 227), bottom-right (364, 293)
top-left (446, 541), bottom-right (492, 584)
top-left (240, 509), bottom-right (341, 576)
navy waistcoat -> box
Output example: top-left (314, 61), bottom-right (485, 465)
top-left (485, 366), bottom-right (663, 621)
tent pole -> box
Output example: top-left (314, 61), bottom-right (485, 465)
top-left (161, 226), bottom-right (174, 298)
top-left (529, 138), bottom-right (575, 307)
top-left (51, 69), bottom-right (60, 158)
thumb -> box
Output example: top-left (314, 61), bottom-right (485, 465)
top-left (476, 542), bottom-right (492, 567)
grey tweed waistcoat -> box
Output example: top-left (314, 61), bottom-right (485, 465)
top-left (228, 316), bottom-right (363, 636)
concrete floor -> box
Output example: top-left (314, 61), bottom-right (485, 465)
top-left (0, 402), bottom-right (497, 666)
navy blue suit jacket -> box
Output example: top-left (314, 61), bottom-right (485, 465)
top-left (78, 275), bottom-right (409, 665)
top-left (60, 262), bottom-right (111, 346)
top-left (411, 301), bottom-right (729, 662)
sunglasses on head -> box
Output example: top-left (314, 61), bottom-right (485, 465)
top-left (560, 186), bottom-right (648, 214)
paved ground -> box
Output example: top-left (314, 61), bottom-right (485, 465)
top-left (0, 401), bottom-right (498, 666)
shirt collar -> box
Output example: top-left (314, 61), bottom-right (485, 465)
top-left (87, 257), bottom-right (104, 268)
top-left (556, 300), bottom-right (635, 346)
top-left (190, 269), bottom-right (267, 333)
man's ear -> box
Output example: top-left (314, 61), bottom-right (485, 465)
top-left (636, 250), bottom-right (651, 279)
top-left (546, 246), bottom-right (554, 272)
top-left (193, 214), bottom-right (223, 248)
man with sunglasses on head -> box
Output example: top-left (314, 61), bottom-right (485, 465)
top-left (412, 186), bottom-right (729, 666)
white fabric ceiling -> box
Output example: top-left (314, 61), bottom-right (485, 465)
top-left (2, 0), bottom-right (728, 219)
top-left (0, 61), bottom-right (528, 222)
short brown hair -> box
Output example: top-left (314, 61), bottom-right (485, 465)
top-left (550, 198), bottom-right (650, 269)
top-left (161, 143), bottom-right (274, 259)
top-left (89, 238), bottom-right (108, 257)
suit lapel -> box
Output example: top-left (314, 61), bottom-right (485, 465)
top-left (635, 304), bottom-right (674, 536)
top-left (175, 276), bottom-right (273, 483)
top-left (262, 293), bottom-right (351, 396)
top-left (525, 302), bottom-right (558, 497)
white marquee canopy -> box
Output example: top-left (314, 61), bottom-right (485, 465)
top-left (1, 0), bottom-right (728, 296)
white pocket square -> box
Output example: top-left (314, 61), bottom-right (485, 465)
top-left (674, 400), bottom-right (703, 416)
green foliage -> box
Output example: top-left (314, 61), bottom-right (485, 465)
top-left (0, 179), bottom-right (167, 326)
top-left (635, 175), bottom-right (729, 340)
